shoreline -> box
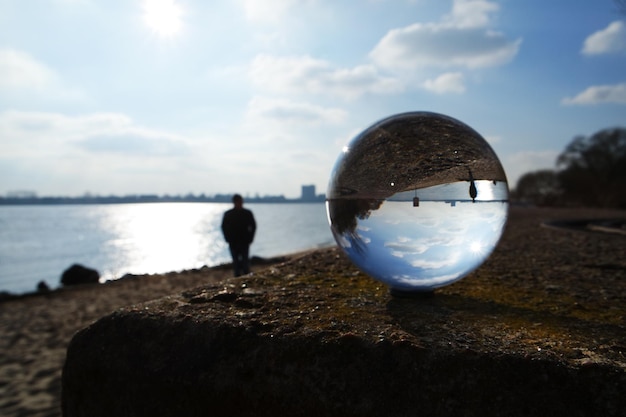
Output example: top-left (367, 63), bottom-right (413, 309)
top-left (0, 245), bottom-right (334, 301)
top-left (0, 254), bottom-right (294, 302)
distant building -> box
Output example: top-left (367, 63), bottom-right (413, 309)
top-left (301, 185), bottom-right (316, 201)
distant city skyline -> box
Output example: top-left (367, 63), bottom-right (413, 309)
top-left (1, 1), bottom-right (624, 198)
top-left (1, 184), bottom-right (325, 203)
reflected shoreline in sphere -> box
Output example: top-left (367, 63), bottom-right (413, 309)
top-left (326, 112), bottom-right (509, 295)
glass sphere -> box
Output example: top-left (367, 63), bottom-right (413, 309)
top-left (326, 112), bottom-right (509, 295)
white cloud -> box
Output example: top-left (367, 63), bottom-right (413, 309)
top-left (561, 82), bottom-right (626, 105)
top-left (246, 96), bottom-right (346, 125)
top-left (0, 109), bottom-right (334, 197)
top-left (445, 0), bottom-right (499, 29)
top-left (0, 110), bottom-right (203, 195)
top-left (0, 111), bottom-right (189, 158)
top-left (369, 0), bottom-right (521, 70)
top-left (246, 1), bottom-right (518, 101)
top-left (582, 21), bottom-right (626, 55)
top-left (410, 254), bottom-right (458, 270)
top-left (0, 49), bottom-right (58, 90)
top-left (249, 54), bottom-right (402, 99)
top-left (422, 72), bottom-right (465, 94)
top-left (385, 240), bottom-right (429, 256)
top-left (77, 134), bottom-right (189, 156)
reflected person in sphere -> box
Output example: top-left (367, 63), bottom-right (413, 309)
top-left (221, 194), bottom-right (256, 277)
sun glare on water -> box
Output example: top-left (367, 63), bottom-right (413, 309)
top-left (142, 0), bottom-right (183, 37)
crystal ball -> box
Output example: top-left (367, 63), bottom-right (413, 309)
top-left (326, 112), bottom-right (509, 295)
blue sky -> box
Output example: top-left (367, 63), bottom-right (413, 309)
top-left (1, 0), bottom-right (625, 198)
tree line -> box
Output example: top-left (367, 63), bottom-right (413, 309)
top-left (512, 127), bottom-right (626, 208)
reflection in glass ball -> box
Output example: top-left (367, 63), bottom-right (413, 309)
top-left (326, 112), bottom-right (509, 295)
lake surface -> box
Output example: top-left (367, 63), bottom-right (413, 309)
top-left (0, 203), bottom-right (334, 294)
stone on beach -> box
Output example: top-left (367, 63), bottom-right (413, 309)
top-left (60, 264), bottom-right (100, 287)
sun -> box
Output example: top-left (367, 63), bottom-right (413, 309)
top-left (469, 240), bottom-right (486, 256)
top-left (142, 0), bottom-right (183, 38)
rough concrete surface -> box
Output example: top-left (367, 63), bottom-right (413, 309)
top-left (62, 207), bottom-right (626, 417)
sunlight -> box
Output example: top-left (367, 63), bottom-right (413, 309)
top-left (469, 240), bottom-right (485, 256)
top-left (475, 180), bottom-right (495, 201)
top-left (142, 0), bottom-right (183, 37)
top-left (99, 203), bottom-right (226, 278)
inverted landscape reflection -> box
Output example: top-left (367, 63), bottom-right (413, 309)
top-left (328, 182), bottom-right (508, 292)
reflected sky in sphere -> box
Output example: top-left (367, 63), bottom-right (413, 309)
top-left (326, 112), bottom-right (509, 294)
top-left (328, 189), bottom-right (508, 292)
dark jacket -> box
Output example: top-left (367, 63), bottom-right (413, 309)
top-left (221, 208), bottom-right (256, 245)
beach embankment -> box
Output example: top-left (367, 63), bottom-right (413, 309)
top-left (1, 207), bottom-right (625, 417)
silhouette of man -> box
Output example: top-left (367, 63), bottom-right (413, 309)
top-left (221, 194), bottom-right (256, 277)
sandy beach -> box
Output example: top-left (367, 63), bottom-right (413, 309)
top-left (1, 206), bottom-right (625, 417)
top-left (0, 257), bottom-right (294, 417)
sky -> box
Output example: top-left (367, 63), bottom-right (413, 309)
top-left (1, 0), bottom-right (625, 198)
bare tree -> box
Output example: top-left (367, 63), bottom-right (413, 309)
top-left (514, 170), bottom-right (561, 206)
top-left (557, 127), bottom-right (626, 208)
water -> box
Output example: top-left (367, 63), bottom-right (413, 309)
top-left (0, 203), bottom-right (333, 294)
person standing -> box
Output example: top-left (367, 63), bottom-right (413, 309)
top-left (221, 194), bottom-right (256, 277)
